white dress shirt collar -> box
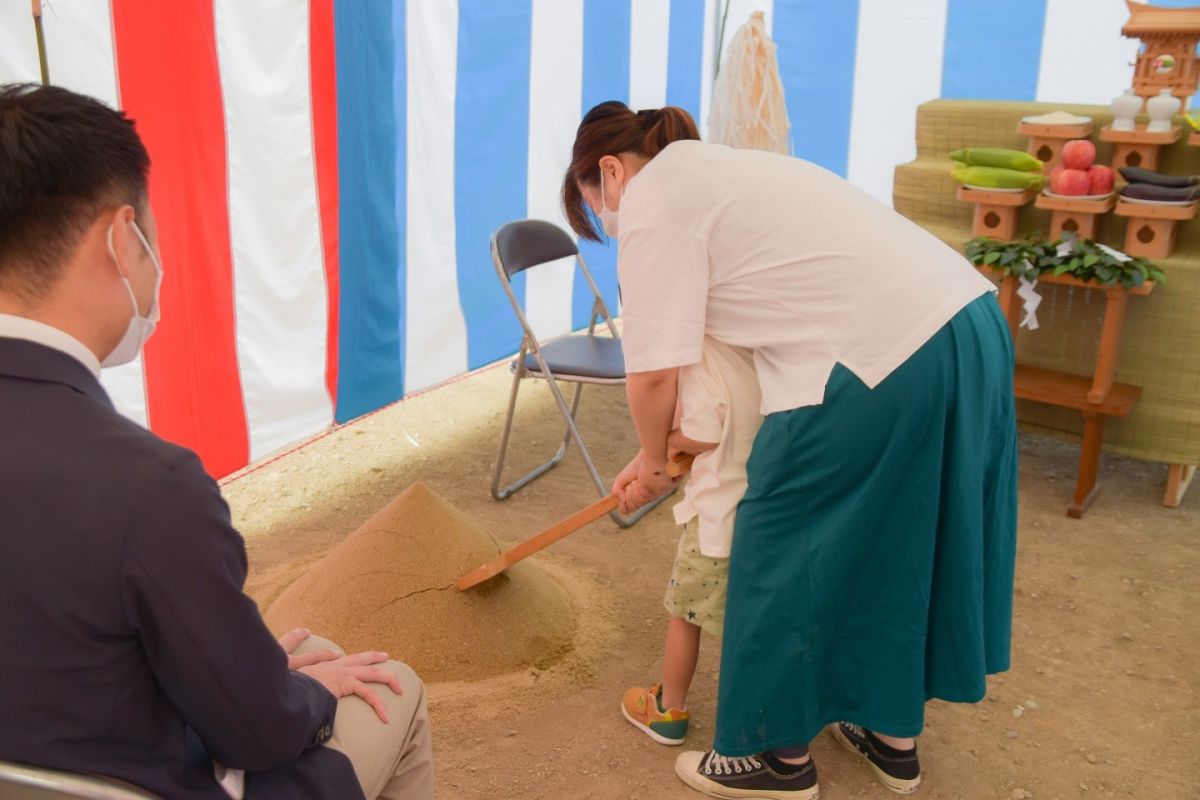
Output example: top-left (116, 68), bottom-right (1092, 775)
top-left (0, 313), bottom-right (102, 378)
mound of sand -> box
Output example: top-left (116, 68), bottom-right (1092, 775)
top-left (264, 482), bottom-right (575, 682)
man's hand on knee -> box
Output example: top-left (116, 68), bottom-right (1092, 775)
top-left (300, 651), bottom-right (405, 724)
top-left (277, 627), bottom-right (341, 670)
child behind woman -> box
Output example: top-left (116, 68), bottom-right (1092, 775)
top-left (620, 337), bottom-right (762, 744)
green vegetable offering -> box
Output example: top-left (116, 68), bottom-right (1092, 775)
top-left (952, 165), bottom-right (1044, 190)
top-left (951, 147), bottom-right (1044, 172)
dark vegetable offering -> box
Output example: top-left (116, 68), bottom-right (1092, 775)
top-left (1117, 166), bottom-right (1198, 188)
top-left (1120, 182), bottom-right (1200, 202)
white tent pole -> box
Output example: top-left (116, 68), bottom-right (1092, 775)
top-left (713, 0), bottom-right (730, 78)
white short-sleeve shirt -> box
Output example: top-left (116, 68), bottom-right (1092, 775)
top-left (672, 338), bottom-right (763, 558)
top-left (616, 140), bottom-right (995, 414)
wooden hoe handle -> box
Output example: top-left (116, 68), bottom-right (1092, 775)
top-left (455, 454), bottom-right (694, 591)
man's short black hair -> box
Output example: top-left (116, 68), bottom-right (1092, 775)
top-left (0, 83), bottom-right (150, 300)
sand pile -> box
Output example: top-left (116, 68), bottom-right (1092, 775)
top-left (264, 482), bottom-right (575, 682)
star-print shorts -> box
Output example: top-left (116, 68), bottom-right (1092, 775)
top-left (663, 519), bottom-right (730, 638)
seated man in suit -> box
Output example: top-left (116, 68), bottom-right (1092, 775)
top-left (0, 83), bottom-right (432, 799)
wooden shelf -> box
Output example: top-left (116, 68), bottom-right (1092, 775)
top-left (1019, 121), bottom-right (1095, 173)
top-left (1036, 192), bottom-right (1118, 239)
top-left (1100, 124), bottom-right (1182, 145)
top-left (1035, 192), bottom-right (1117, 214)
top-left (1114, 199), bottom-right (1197, 258)
top-left (1014, 365), bottom-right (1141, 416)
top-left (978, 266), bottom-right (1156, 296)
top-left (1013, 367), bottom-right (1144, 518)
top-left (1113, 199), bottom-right (1198, 221)
top-left (1018, 121), bottom-right (1093, 139)
top-left (956, 186), bottom-right (1037, 206)
top-left (1101, 125), bottom-right (1181, 171)
top-left (957, 186), bottom-right (1037, 240)
top-left (984, 268), bottom-right (1154, 406)
top-left (985, 267), bottom-right (1155, 517)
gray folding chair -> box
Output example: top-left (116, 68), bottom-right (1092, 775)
top-left (0, 760), bottom-right (159, 800)
top-left (489, 219), bottom-right (671, 527)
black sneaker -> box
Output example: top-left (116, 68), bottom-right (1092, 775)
top-left (829, 722), bottom-right (921, 794)
top-left (674, 750), bottom-right (819, 799)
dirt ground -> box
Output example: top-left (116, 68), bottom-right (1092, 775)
top-left (223, 363), bottom-right (1199, 800)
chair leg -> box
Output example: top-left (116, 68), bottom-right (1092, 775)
top-left (490, 362), bottom-right (523, 500)
top-left (608, 492), bottom-right (673, 528)
top-left (540, 377), bottom-right (674, 529)
top-left (491, 371), bottom-right (577, 501)
top-left (492, 367), bottom-right (673, 528)
top-left (560, 381), bottom-right (584, 454)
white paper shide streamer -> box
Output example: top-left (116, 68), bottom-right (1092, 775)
top-left (708, 12), bottom-right (790, 154)
top-left (1017, 266), bottom-right (1042, 331)
top-left (1020, 240), bottom-right (1135, 331)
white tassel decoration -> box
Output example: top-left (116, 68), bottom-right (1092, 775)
top-left (708, 12), bottom-right (791, 155)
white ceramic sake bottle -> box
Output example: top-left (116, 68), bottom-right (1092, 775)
top-left (1146, 89), bottom-right (1181, 133)
top-left (1110, 89), bottom-right (1143, 132)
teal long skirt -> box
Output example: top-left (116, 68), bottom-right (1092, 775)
top-left (714, 293), bottom-right (1018, 756)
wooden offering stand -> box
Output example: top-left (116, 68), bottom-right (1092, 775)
top-left (986, 267), bottom-right (1156, 517)
top-left (1035, 192), bottom-right (1118, 240)
top-left (1120, 0), bottom-right (1200, 508)
top-left (1100, 124), bottom-right (1182, 171)
top-left (957, 186), bottom-right (1037, 240)
top-left (1019, 120), bottom-right (1093, 173)
top-left (1113, 198), bottom-right (1197, 258)
top-left (1165, 464), bottom-right (1197, 508)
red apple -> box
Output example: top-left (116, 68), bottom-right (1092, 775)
top-left (1051, 168), bottom-right (1092, 196)
top-left (1061, 139), bottom-right (1096, 171)
top-left (1050, 166), bottom-right (1066, 191)
top-left (1088, 164), bottom-right (1114, 195)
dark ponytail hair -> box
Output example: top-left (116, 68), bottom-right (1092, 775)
top-left (562, 101), bottom-right (700, 241)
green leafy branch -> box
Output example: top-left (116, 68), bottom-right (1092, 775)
top-left (965, 235), bottom-right (1165, 290)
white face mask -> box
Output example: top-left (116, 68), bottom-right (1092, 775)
top-left (102, 221), bottom-right (162, 368)
top-left (598, 168), bottom-right (622, 239)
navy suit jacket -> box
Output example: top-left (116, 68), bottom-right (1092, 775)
top-left (0, 338), bottom-right (363, 799)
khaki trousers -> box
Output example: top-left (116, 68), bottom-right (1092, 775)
top-left (294, 636), bottom-right (433, 800)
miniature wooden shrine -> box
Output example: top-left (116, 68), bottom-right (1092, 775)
top-left (1122, 0), bottom-right (1200, 103)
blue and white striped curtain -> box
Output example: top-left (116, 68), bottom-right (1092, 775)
top-left (0, 0), bottom-right (1181, 463)
top-left (385, 0), bottom-right (1167, 404)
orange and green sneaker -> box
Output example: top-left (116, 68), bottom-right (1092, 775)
top-left (621, 683), bottom-right (689, 745)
